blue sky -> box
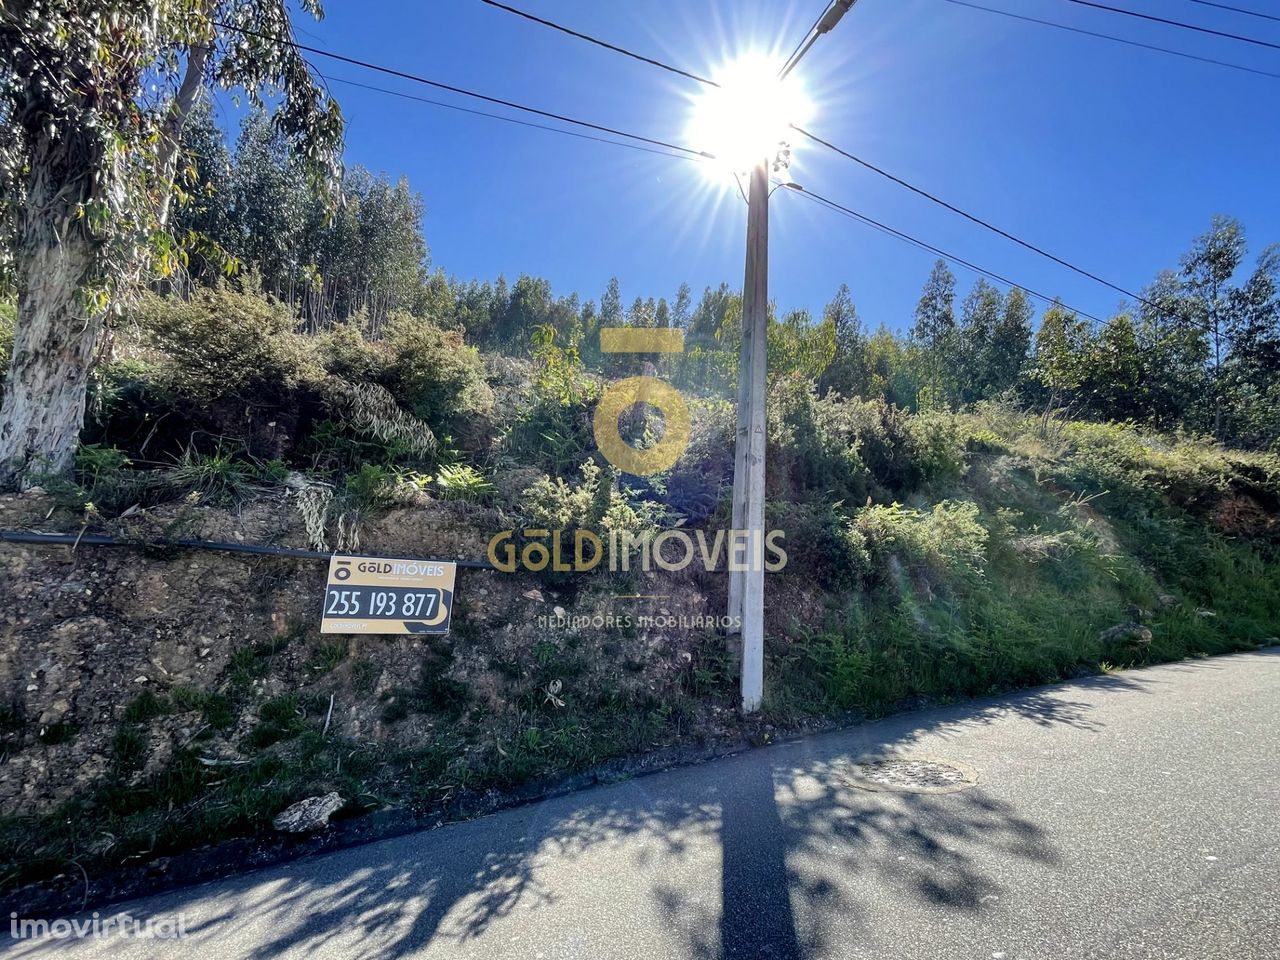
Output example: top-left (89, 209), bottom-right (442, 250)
top-left (243, 0), bottom-right (1280, 329)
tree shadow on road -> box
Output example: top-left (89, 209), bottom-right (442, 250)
top-left (21, 671), bottom-right (1154, 959)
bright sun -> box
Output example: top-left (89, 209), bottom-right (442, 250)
top-left (686, 54), bottom-right (813, 178)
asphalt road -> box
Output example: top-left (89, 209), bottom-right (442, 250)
top-left (8, 648), bottom-right (1280, 959)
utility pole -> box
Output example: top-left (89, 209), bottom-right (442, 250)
top-left (727, 0), bottom-right (860, 714)
top-left (728, 159), bottom-right (770, 714)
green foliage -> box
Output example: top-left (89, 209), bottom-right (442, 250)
top-left (434, 463), bottom-right (495, 502)
top-left (907, 410), bottom-right (968, 483)
top-left (309, 640), bottom-right (349, 673)
top-left (246, 694), bottom-right (308, 750)
top-left (342, 463), bottom-right (396, 513)
top-left (383, 312), bottom-right (493, 428)
top-left (164, 444), bottom-right (264, 505)
top-left (0, 301), bottom-right (13, 378)
top-left (0, 1), bottom-right (342, 311)
top-left (138, 284), bottom-right (322, 408)
top-left (503, 397), bottom-right (597, 476)
top-left (838, 398), bottom-right (924, 494)
top-left (657, 397), bottom-right (735, 523)
top-left (304, 418), bottom-right (421, 475)
top-left (520, 458), bottom-right (664, 534)
top-left (110, 729), bottom-right (147, 776)
top-left (122, 691), bottom-right (171, 724)
top-left (530, 323), bottom-right (593, 406)
top-left (322, 380), bottom-right (438, 462)
top-left (76, 443), bottom-right (132, 485)
top-left (64, 443), bottom-right (148, 515)
top-left (38, 721), bottom-right (78, 746)
top-left (767, 377), bottom-right (869, 503)
top-left (768, 501), bottom-right (871, 589)
top-left (854, 500), bottom-right (989, 582)
top-left (502, 334), bottom-right (599, 475)
top-left (169, 685), bottom-right (235, 729)
top-left (769, 308), bottom-right (836, 383)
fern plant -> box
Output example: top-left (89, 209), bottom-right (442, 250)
top-left (434, 464), bottom-right (495, 503)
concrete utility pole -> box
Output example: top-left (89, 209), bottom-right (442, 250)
top-left (728, 0), bottom-right (860, 714)
top-left (728, 159), bottom-right (770, 714)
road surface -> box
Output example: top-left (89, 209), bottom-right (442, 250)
top-left (8, 648), bottom-right (1279, 959)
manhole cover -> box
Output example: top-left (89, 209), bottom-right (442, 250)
top-left (845, 757), bottom-right (978, 794)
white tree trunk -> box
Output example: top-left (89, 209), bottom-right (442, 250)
top-left (0, 234), bottom-right (101, 487)
top-left (0, 28), bottom-right (209, 490)
top-left (0, 124), bottom-right (104, 489)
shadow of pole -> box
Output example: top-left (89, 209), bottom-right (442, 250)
top-left (719, 761), bottom-right (802, 960)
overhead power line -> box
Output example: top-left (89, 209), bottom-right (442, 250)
top-left (1059, 0), bottom-right (1280, 52)
top-left (458, 0), bottom-right (1201, 321)
top-left (1188, 0), bottom-right (1280, 25)
top-left (786, 185), bottom-right (1109, 325)
top-left (318, 72), bottom-right (700, 162)
top-left (474, 0), bottom-right (718, 88)
top-left (792, 125), bottom-right (1155, 309)
top-left (217, 16), bottom-right (1223, 340)
top-left (215, 20), bottom-right (711, 159)
top-left (940, 0), bottom-right (1280, 81)
top-left (321, 65), bottom-right (1118, 327)
top-left (797, 125), bottom-right (1230, 340)
top-left (474, 0), bottom-right (717, 86)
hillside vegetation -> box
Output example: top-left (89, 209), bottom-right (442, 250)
top-left (0, 103), bottom-right (1277, 899)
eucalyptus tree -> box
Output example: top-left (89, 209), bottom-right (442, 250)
top-left (1223, 243), bottom-right (1280, 445)
top-left (957, 278), bottom-right (1004, 404)
top-left (1180, 215), bottom-right (1246, 439)
top-left (910, 260), bottom-right (957, 409)
top-left (986, 286), bottom-right (1033, 395)
top-left (1032, 301), bottom-right (1091, 425)
top-left (0, 0), bottom-right (343, 487)
top-left (816, 283), bottom-right (866, 398)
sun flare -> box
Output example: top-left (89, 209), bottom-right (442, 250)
top-left (686, 54), bottom-right (813, 179)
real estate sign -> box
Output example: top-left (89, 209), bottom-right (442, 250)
top-left (320, 555), bottom-right (456, 635)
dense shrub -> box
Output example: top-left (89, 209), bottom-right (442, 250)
top-left (434, 463), bottom-right (496, 503)
top-left (767, 378), bottom-right (870, 503)
top-left (382, 312), bottom-right (493, 431)
top-left (520, 458), bottom-right (664, 534)
top-left (137, 284), bottom-right (322, 407)
top-left (101, 289), bottom-right (495, 473)
top-left (654, 398), bottom-right (735, 523)
top-left (315, 319), bottom-right (391, 384)
top-left (846, 398), bottom-right (924, 494)
top-left (500, 347), bottom-right (599, 476)
top-left (853, 500), bottom-right (988, 582)
top-left (767, 501), bottom-right (871, 589)
top-left (908, 410), bottom-right (968, 483)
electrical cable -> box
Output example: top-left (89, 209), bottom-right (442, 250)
top-left (940, 0), bottom-right (1280, 81)
top-left (217, 17), bottom-right (1225, 341)
top-left (793, 125), bottom-right (1144, 306)
top-left (446, 2), bottom-right (1213, 328)
top-left (784, 184), bottom-right (1111, 325)
top-left (0, 530), bottom-right (498, 569)
top-left (319, 72), bottom-right (701, 162)
top-left (781, 1), bottom-right (833, 76)
top-left (1187, 0), bottom-right (1280, 25)
top-left (215, 20), bottom-right (712, 158)
top-left (1059, 0), bottom-right (1280, 52)
top-left (475, 0), bottom-right (717, 86)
